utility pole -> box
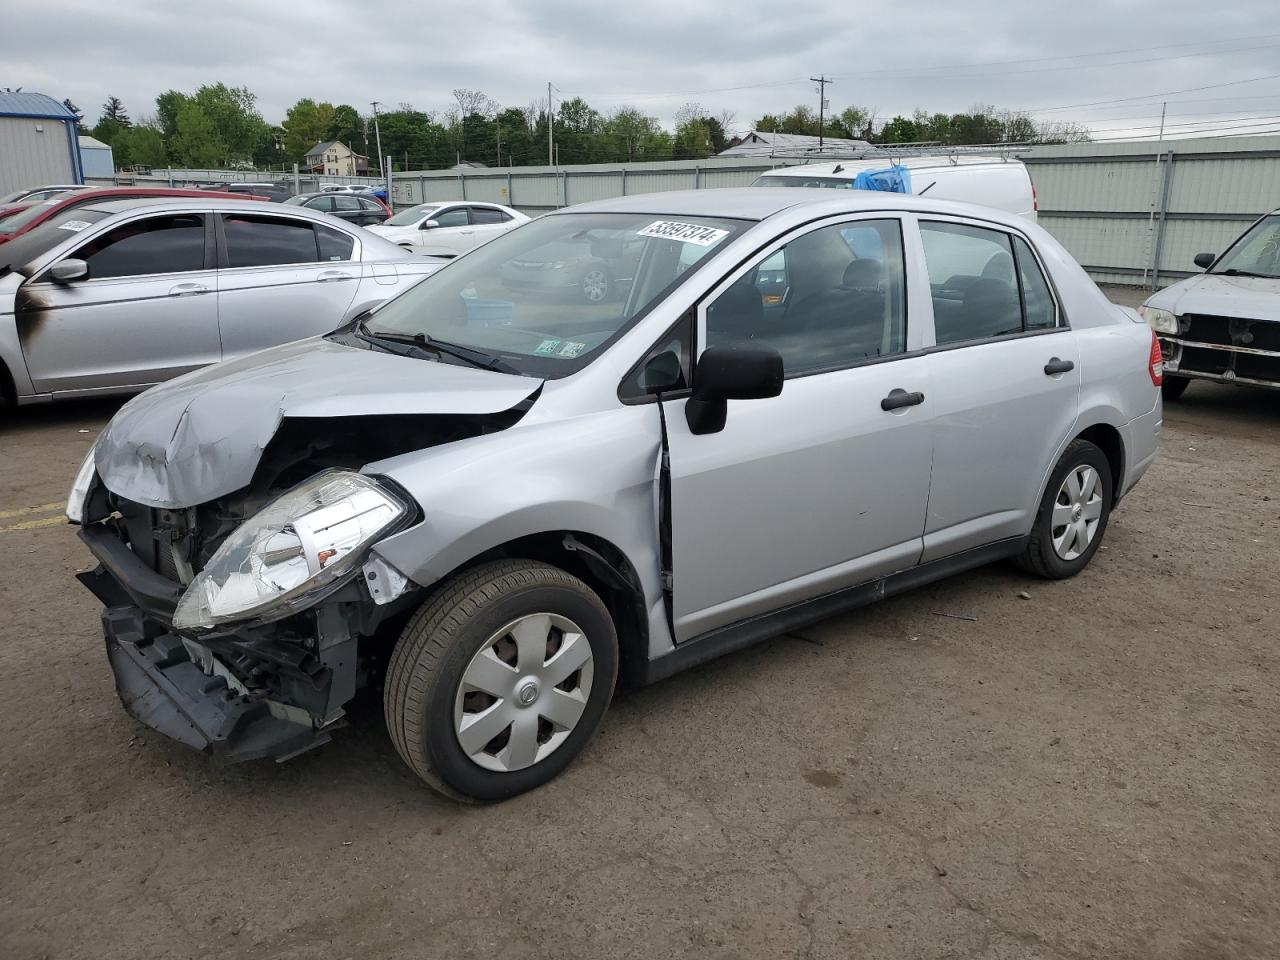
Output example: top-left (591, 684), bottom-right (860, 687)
top-left (810, 75), bottom-right (832, 149)
top-left (547, 82), bottom-right (555, 166)
top-left (496, 122), bottom-right (502, 167)
top-left (370, 101), bottom-right (385, 178)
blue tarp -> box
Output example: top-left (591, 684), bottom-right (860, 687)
top-left (852, 164), bottom-right (911, 194)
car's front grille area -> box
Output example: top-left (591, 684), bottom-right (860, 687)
top-left (113, 500), bottom-right (189, 586)
top-left (1171, 314), bottom-right (1280, 385)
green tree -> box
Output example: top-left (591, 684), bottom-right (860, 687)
top-left (123, 125), bottom-right (168, 167)
top-left (171, 101), bottom-right (225, 167)
top-left (100, 96), bottom-right (131, 127)
top-left (604, 107), bottom-right (661, 161)
top-left (281, 98), bottom-right (338, 161)
top-left (191, 83), bottom-right (264, 164)
top-left (555, 96), bottom-right (604, 163)
top-left (328, 105), bottom-right (363, 152)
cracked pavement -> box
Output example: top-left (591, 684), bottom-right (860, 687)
top-left (2, 302), bottom-right (1278, 959)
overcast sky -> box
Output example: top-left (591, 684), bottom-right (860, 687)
top-left (8, 0), bottom-right (1280, 141)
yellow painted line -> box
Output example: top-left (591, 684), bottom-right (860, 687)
top-left (0, 501), bottom-right (62, 521)
top-left (0, 516), bottom-right (66, 534)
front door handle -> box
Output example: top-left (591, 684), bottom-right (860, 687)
top-left (1044, 357), bottom-right (1075, 375)
top-left (881, 388), bottom-right (925, 411)
top-left (167, 282), bottom-right (209, 297)
top-left (317, 270), bottom-right (353, 282)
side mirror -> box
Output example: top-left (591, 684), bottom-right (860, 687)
top-left (1193, 252), bottom-right (1216, 270)
top-left (640, 349), bottom-right (684, 395)
top-left (422, 219), bottom-right (440, 230)
top-left (685, 343), bottom-right (783, 435)
top-left (50, 259), bottom-right (89, 284)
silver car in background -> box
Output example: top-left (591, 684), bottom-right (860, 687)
top-left (0, 198), bottom-right (441, 405)
top-left (71, 189), bottom-right (1163, 801)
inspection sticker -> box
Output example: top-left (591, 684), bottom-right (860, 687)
top-left (534, 338), bottom-right (562, 356)
top-left (58, 220), bottom-right (92, 232)
top-left (637, 220), bottom-right (729, 246)
top-left (557, 341), bottom-right (587, 358)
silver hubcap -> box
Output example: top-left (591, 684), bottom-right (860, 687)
top-left (1051, 465), bottom-right (1104, 561)
top-left (582, 270), bottom-right (608, 302)
top-left (454, 613), bottom-right (594, 773)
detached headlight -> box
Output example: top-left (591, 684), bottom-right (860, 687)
top-left (66, 443), bottom-right (98, 524)
top-left (172, 470), bottom-right (409, 632)
top-left (1138, 305), bottom-right (1178, 334)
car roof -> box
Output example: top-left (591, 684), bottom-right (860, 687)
top-left (562, 187), bottom-right (1034, 228)
top-left (78, 197), bottom-right (332, 219)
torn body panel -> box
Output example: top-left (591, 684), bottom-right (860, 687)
top-left (94, 337), bottom-right (543, 508)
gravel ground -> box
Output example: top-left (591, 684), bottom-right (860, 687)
top-left (2, 290), bottom-right (1277, 960)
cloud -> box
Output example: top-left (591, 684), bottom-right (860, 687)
top-left (10, 0), bottom-right (1280, 139)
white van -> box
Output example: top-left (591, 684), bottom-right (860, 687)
top-left (753, 155), bottom-right (1037, 221)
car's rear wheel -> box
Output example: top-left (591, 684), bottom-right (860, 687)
top-left (580, 268), bottom-right (610, 303)
top-left (1016, 439), bottom-right (1112, 579)
top-left (1161, 376), bottom-right (1190, 401)
top-left (384, 560), bottom-right (617, 802)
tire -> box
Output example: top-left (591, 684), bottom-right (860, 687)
top-left (384, 560), bottom-right (618, 802)
top-left (1016, 439), bottom-right (1113, 579)
top-left (580, 267), bottom-right (610, 303)
top-left (1161, 376), bottom-right (1190, 401)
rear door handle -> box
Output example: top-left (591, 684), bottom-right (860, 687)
top-left (1044, 357), bottom-right (1075, 375)
top-left (167, 282), bottom-right (209, 297)
top-left (881, 388), bottom-right (925, 411)
top-left (317, 270), bottom-right (353, 282)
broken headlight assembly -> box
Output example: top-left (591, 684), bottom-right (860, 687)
top-left (1137, 305), bottom-right (1178, 334)
top-left (65, 442), bottom-right (99, 525)
top-left (172, 470), bottom-right (410, 632)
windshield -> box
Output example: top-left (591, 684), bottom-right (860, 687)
top-left (753, 174), bottom-right (856, 190)
top-left (386, 203), bottom-right (440, 226)
top-left (0, 190), bottom-right (29, 204)
top-left (0, 208), bottom-right (111, 276)
top-left (0, 195), bottom-right (73, 233)
top-left (361, 211), bottom-right (745, 376)
top-left (1212, 214), bottom-right (1280, 278)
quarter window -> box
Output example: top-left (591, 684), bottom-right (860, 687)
top-left (316, 224), bottom-right (355, 262)
top-left (920, 222), bottom-right (1057, 344)
top-left (222, 215), bottom-right (320, 268)
top-left (704, 218), bottom-right (907, 377)
top-left (73, 215), bottom-right (205, 279)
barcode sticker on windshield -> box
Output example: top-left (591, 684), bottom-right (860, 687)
top-left (637, 221), bottom-right (729, 246)
top-left (59, 220), bottom-right (92, 232)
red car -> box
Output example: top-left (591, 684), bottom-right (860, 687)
top-left (0, 187), bottom-right (268, 245)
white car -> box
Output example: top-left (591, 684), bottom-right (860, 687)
top-left (367, 201), bottom-right (529, 257)
top-left (753, 156), bottom-right (1037, 221)
top-left (1140, 210), bottom-right (1280, 399)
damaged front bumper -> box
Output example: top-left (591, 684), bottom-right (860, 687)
top-left (79, 524), bottom-right (362, 764)
top-left (100, 606), bottom-right (336, 762)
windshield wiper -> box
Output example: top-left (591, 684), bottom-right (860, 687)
top-left (1218, 268), bottom-right (1280, 279)
top-left (357, 322), bottom-right (521, 375)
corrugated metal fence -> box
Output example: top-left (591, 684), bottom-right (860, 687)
top-left (1024, 135), bottom-right (1280, 288)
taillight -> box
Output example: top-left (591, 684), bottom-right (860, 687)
top-left (1148, 330), bottom-right (1163, 387)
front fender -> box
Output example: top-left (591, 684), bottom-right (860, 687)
top-left (366, 403), bottom-right (667, 636)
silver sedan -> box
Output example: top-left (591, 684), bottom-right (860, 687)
top-left (0, 197), bottom-right (442, 405)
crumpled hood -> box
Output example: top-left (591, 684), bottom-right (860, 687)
top-left (1148, 273), bottom-right (1280, 323)
top-left (96, 337), bottom-right (542, 509)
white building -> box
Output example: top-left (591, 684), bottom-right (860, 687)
top-left (0, 91), bottom-right (83, 196)
top-left (719, 130), bottom-right (875, 159)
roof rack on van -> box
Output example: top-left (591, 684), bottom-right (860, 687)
top-left (765, 141), bottom-right (1033, 163)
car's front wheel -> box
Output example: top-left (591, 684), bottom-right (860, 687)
top-left (384, 560), bottom-right (618, 802)
top-left (1016, 438), bottom-right (1113, 579)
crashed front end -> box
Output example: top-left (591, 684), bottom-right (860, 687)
top-left (73, 465), bottom-right (421, 763)
top-left (1156, 312), bottom-right (1280, 390)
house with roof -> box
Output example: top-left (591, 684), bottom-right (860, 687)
top-left (0, 91), bottom-right (83, 196)
top-left (718, 130), bottom-right (875, 159)
top-left (304, 140), bottom-right (369, 176)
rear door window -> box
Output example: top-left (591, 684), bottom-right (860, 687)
top-left (222, 215), bottom-right (319, 268)
top-left (919, 222), bottom-right (1022, 345)
top-left (333, 196), bottom-right (361, 213)
top-left (306, 196), bottom-right (336, 212)
top-left (470, 207), bottom-right (505, 225)
top-left (72, 214), bottom-right (206, 279)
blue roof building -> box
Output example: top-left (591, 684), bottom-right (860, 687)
top-left (0, 91), bottom-right (84, 196)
